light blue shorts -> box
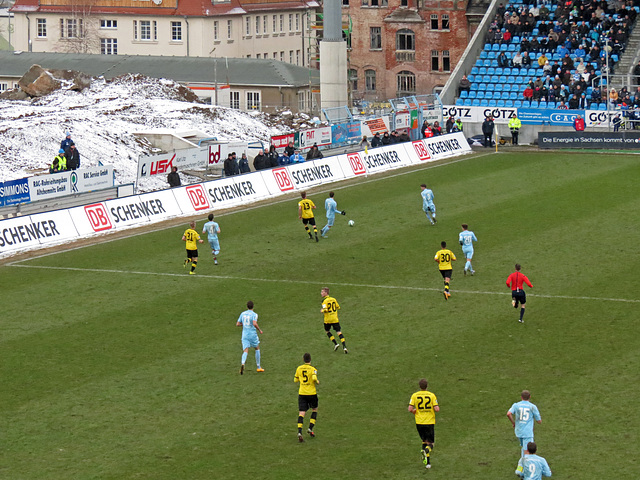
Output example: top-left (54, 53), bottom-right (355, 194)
top-left (462, 246), bottom-right (474, 259)
top-left (325, 215), bottom-right (335, 227)
top-left (424, 204), bottom-right (436, 213)
top-left (242, 335), bottom-right (260, 350)
top-left (208, 238), bottom-right (220, 254)
top-left (518, 436), bottom-right (534, 450)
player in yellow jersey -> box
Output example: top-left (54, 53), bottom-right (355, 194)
top-left (321, 287), bottom-right (348, 354)
top-left (298, 191), bottom-right (318, 242)
top-left (408, 378), bottom-right (440, 469)
top-left (434, 240), bottom-right (456, 300)
top-left (294, 352), bottom-right (319, 442)
top-left (182, 221), bottom-right (204, 274)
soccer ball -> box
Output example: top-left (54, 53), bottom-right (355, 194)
top-left (348, 220), bottom-right (355, 227)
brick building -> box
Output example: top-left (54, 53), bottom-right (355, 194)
top-left (345, 0), bottom-right (471, 103)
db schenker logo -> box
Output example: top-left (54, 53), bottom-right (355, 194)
top-left (347, 153), bottom-right (366, 175)
top-left (272, 167), bottom-right (294, 191)
top-left (412, 140), bottom-right (432, 161)
top-left (84, 203), bottom-right (112, 232)
top-left (186, 185), bottom-right (210, 210)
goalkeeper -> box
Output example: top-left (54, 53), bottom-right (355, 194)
top-left (320, 191), bottom-right (346, 238)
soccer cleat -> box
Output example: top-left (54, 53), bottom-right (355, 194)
top-left (298, 433), bottom-right (304, 443)
top-left (426, 464), bottom-right (432, 469)
top-left (189, 271), bottom-right (195, 275)
top-left (214, 259), bottom-right (218, 265)
top-left (512, 299), bottom-right (517, 308)
top-left (307, 428), bottom-right (315, 437)
top-left (256, 368), bottom-right (265, 372)
top-left (183, 259), bottom-right (188, 268)
top-left (315, 235), bottom-right (319, 242)
top-left (239, 364), bottom-right (244, 375)
top-left (421, 449), bottom-right (429, 466)
top-left (343, 348), bottom-right (348, 354)
top-left (433, 218), bottom-right (437, 224)
top-left (518, 319), bottom-right (524, 324)
top-left (463, 269), bottom-right (467, 276)
top-left (333, 344), bottom-right (340, 352)
top-left (443, 291), bottom-right (450, 300)
top-left (470, 270), bottom-right (475, 276)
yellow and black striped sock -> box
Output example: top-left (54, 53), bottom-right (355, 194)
top-left (339, 333), bottom-right (346, 348)
top-left (327, 331), bottom-right (337, 345)
top-left (309, 411), bottom-right (317, 430)
top-left (191, 261), bottom-right (197, 272)
top-left (305, 226), bottom-right (311, 237)
top-left (297, 415), bottom-right (304, 434)
top-left (444, 281), bottom-right (450, 293)
top-left (313, 226), bottom-right (318, 234)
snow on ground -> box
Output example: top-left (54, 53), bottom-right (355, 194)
top-left (0, 74), bottom-right (289, 191)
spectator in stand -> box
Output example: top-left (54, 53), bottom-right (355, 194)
top-left (306, 143), bottom-right (323, 160)
top-left (57, 148), bottom-right (67, 171)
top-left (609, 87), bottom-right (619, 105)
top-left (575, 44), bottom-right (587, 60)
top-left (557, 100), bottom-right (568, 109)
top-left (167, 166), bottom-right (181, 187)
top-left (458, 75), bottom-right (471, 96)
top-left (576, 58), bottom-right (586, 75)
top-left (381, 132), bottom-right (391, 146)
top-left (290, 149), bottom-right (305, 163)
top-left (432, 121), bottom-right (443, 136)
top-left (578, 93), bottom-right (589, 109)
top-left (502, 29), bottom-right (512, 44)
top-left (253, 149), bottom-right (267, 171)
top-left (568, 94), bottom-right (579, 109)
top-left (223, 153), bottom-right (235, 176)
top-left (398, 130), bottom-right (411, 142)
top-left (574, 115), bottom-right (585, 131)
top-left (521, 52), bottom-right (532, 69)
top-left (539, 4), bottom-right (550, 20)
top-left (60, 132), bottom-right (73, 151)
top-left (284, 141), bottom-right (295, 158)
top-left (512, 51), bottom-right (523, 68)
top-left (65, 142), bottom-right (81, 170)
top-left (267, 145), bottom-right (279, 168)
top-left (523, 85), bottom-right (534, 102)
top-left (371, 132), bottom-right (383, 148)
top-left (231, 152), bottom-right (240, 175)
top-left (50, 149), bottom-right (66, 174)
top-left (359, 135), bottom-right (370, 151)
top-left (498, 52), bottom-right (510, 68)
top-left (558, 85), bottom-right (569, 103)
top-left (557, 44), bottom-right (570, 58)
top-left (422, 121), bottom-right (433, 138)
top-left (445, 116), bottom-right (455, 133)
top-left (239, 153), bottom-right (251, 173)
top-left (390, 131), bottom-right (400, 144)
top-left (278, 152), bottom-right (290, 166)
top-left (543, 61), bottom-right (552, 76)
top-left (537, 52), bottom-right (548, 68)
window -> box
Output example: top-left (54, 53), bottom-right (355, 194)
top-left (101, 38), bottom-right (117, 54)
top-left (289, 50), bottom-right (293, 63)
top-left (37, 18), bottom-right (47, 38)
top-left (343, 0), bottom-right (349, 4)
top-left (0, 83), bottom-right (8, 92)
top-left (362, 0), bottom-right (368, 5)
top-left (273, 15), bottom-right (277, 32)
top-left (443, 50), bottom-right (450, 71)
top-left (348, 68), bottom-right (358, 91)
top-left (230, 91), bottom-right (240, 109)
top-left (140, 21), bottom-right (151, 40)
top-left (214, 21), bottom-right (219, 40)
top-left (296, 49), bottom-right (300, 65)
top-left (431, 14), bottom-right (438, 30)
top-left (397, 71), bottom-right (416, 94)
top-left (289, 14), bottom-right (293, 31)
top-left (100, 19), bottom-right (117, 28)
top-left (396, 29), bottom-right (414, 51)
top-left (431, 50), bottom-right (439, 70)
top-left (365, 69), bottom-right (376, 91)
top-left (264, 15), bottom-right (268, 34)
top-left (370, 27), bottom-right (381, 49)
top-left (247, 92), bottom-right (261, 110)
top-left (134, 20), bottom-right (156, 41)
top-left (60, 18), bottom-right (82, 38)
top-left (245, 17), bottom-right (251, 36)
top-left (227, 20), bottom-right (232, 39)
top-left (273, 52), bottom-right (277, 59)
top-left (298, 90), bottom-right (306, 111)
top-left (442, 14), bottom-right (449, 29)
top-left (296, 13), bottom-right (300, 31)
top-left (279, 14), bottom-right (284, 32)
top-left (364, 0), bottom-right (387, 6)
top-left (401, 0), bottom-right (408, 5)
top-left (280, 51), bottom-right (284, 61)
top-left (171, 21), bottom-right (182, 41)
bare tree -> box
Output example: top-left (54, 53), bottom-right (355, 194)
top-left (55, 0), bottom-right (100, 54)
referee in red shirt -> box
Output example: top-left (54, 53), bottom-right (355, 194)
top-left (506, 264), bottom-right (533, 323)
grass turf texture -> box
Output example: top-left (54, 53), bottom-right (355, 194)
top-left (2, 151), bottom-right (639, 479)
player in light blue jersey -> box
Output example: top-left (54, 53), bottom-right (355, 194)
top-left (420, 184), bottom-right (436, 225)
top-left (320, 192), bottom-right (345, 237)
top-left (516, 442), bottom-right (552, 480)
top-left (458, 224), bottom-right (478, 275)
top-left (507, 390), bottom-right (542, 455)
top-left (236, 301), bottom-right (264, 374)
top-left (202, 213), bottom-right (221, 265)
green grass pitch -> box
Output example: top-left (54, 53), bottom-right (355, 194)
top-left (2, 150), bottom-right (639, 479)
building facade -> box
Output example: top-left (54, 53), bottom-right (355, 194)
top-left (9, 0), bottom-right (318, 68)
top-left (344, 0), bottom-right (469, 103)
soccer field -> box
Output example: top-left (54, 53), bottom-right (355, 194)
top-left (2, 150), bottom-right (640, 479)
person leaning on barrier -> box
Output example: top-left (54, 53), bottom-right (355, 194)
top-left (56, 148), bottom-right (67, 172)
top-left (239, 153), bottom-right (251, 173)
top-left (167, 166), bottom-right (181, 187)
top-left (306, 143), bottom-right (323, 160)
top-left (65, 142), bottom-right (81, 170)
top-left (267, 145), bottom-right (279, 168)
top-left (371, 133), bottom-right (383, 148)
top-left (253, 149), bottom-right (267, 171)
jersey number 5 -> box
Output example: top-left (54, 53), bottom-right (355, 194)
top-left (302, 371), bottom-right (309, 383)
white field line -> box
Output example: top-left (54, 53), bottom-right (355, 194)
top-left (5, 151), bottom-right (492, 265)
top-left (8, 264), bottom-right (640, 303)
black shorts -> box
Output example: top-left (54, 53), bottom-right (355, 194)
top-left (324, 322), bottom-right (342, 332)
top-left (186, 249), bottom-right (198, 259)
top-left (298, 394), bottom-right (318, 411)
top-left (440, 269), bottom-right (453, 279)
top-left (416, 424), bottom-right (435, 443)
top-left (512, 290), bottom-right (527, 304)
top-left (302, 217), bottom-right (316, 226)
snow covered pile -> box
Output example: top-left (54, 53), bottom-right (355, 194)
top-left (0, 74), bottom-right (289, 190)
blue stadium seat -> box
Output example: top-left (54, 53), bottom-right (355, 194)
top-left (486, 83), bottom-right (495, 92)
top-left (488, 51), bottom-right (498, 59)
top-left (482, 75), bottom-right (491, 83)
top-left (547, 101), bottom-right (556, 108)
top-left (495, 67), bottom-right (503, 75)
top-left (488, 100), bottom-right (498, 107)
top-left (475, 59), bottom-right (483, 67)
top-left (531, 101), bottom-right (539, 108)
top-left (508, 44), bottom-right (517, 52)
top-left (479, 67), bottom-right (487, 75)
top-left (464, 99), bottom-right (473, 106)
top-left (477, 91), bottom-right (486, 99)
top-left (505, 100), bottom-right (514, 107)
top-left (460, 91), bottom-right (468, 98)
top-left (509, 92), bottom-right (518, 100)
top-left (532, 28), bottom-right (539, 35)
top-left (484, 59), bottom-right (492, 67)
top-left (612, 54), bottom-right (619, 63)
top-left (491, 44), bottom-right (500, 51)
top-left (500, 44), bottom-right (508, 51)
top-left (515, 76), bottom-right (524, 84)
top-left (495, 84), bottom-right (503, 92)
top-left (471, 66), bottom-right (479, 75)
top-left (503, 67), bottom-right (512, 75)
top-left (480, 51), bottom-right (488, 59)
top-left (598, 103), bottom-right (607, 110)
top-left (586, 86), bottom-right (593, 95)
top-left (455, 98), bottom-right (464, 106)
top-left (487, 67), bottom-right (496, 75)
top-left (490, 75), bottom-right (499, 83)
top-left (479, 82), bottom-right (488, 90)
top-left (472, 99), bottom-right (481, 106)
top-left (499, 76), bottom-right (508, 84)
top-left (491, 60), bottom-right (499, 67)
top-left (470, 83), bottom-right (479, 91)
top-left (484, 43), bottom-right (492, 51)
top-left (514, 100), bottom-right (523, 107)
top-left (506, 75), bottom-right (516, 84)
top-left (501, 91), bottom-right (510, 99)
top-left (468, 91), bottom-right (477, 99)
top-left (481, 99), bottom-right (490, 106)
top-left (497, 100), bottom-right (506, 107)
top-left (467, 74), bottom-right (475, 82)
top-left (513, 36), bottom-right (521, 43)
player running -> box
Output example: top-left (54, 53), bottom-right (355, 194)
top-left (420, 184), bottom-right (436, 225)
top-left (182, 221), bottom-right (204, 275)
top-left (459, 224), bottom-right (478, 275)
top-left (506, 264), bottom-right (533, 323)
top-left (202, 213), bottom-right (221, 265)
top-left (236, 301), bottom-right (264, 374)
top-left (321, 287), bottom-right (348, 353)
top-left (320, 191), bottom-right (346, 238)
top-left (294, 352), bottom-right (319, 442)
top-left (434, 241), bottom-right (456, 300)
top-left (298, 191), bottom-right (318, 242)
top-left (408, 378), bottom-right (440, 469)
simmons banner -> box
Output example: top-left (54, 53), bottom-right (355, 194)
top-left (0, 178), bottom-right (30, 206)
